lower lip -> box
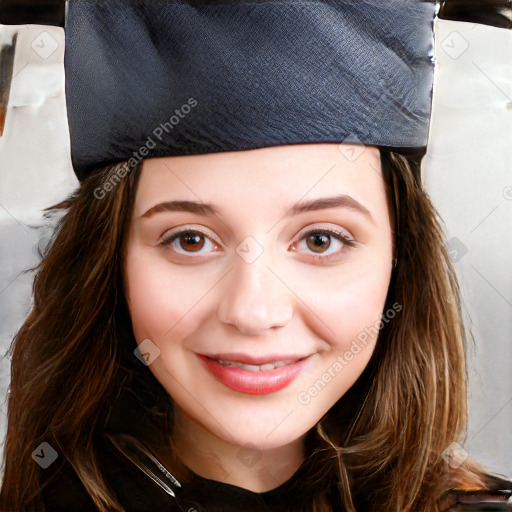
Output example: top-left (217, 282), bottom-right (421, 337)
top-left (198, 355), bottom-right (310, 394)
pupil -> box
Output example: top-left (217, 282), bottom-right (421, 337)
top-left (307, 233), bottom-right (330, 253)
top-left (181, 233), bottom-right (204, 252)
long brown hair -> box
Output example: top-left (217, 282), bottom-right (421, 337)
top-left (0, 162), bottom-right (144, 511)
top-left (0, 149), bottom-right (508, 512)
top-left (305, 150), bottom-right (508, 511)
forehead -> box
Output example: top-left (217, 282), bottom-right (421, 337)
top-left (135, 143), bottom-right (386, 215)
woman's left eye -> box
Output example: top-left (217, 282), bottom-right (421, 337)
top-left (292, 228), bottom-right (359, 259)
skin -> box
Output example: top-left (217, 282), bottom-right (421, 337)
top-left (124, 143), bottom-right (394, 492)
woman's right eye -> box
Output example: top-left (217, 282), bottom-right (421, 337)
top-left (160, 228), bottom-right (221, 255)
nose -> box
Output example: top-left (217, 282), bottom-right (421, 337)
top-left (216, 256), bottom-right (294, 335)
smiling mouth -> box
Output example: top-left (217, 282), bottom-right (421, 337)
top-left (198, 354), bottom-right (312, 394)
top-left (213, 358), bottom-right (302, 372)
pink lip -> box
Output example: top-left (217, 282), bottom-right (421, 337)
top-left (198, 354), bottom-right (312, 395)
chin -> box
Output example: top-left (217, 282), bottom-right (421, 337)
top-left (200, 410), bottom-right (314, 452)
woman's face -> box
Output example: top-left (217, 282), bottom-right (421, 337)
top-left (124, 143), bottom-right (393, 451)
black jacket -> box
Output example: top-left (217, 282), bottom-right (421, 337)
top-left (40, 387), bottom-right (512, 512)
top-left (40, 385), bottom-right (339, 512)
top-left (41, 451), bottom-right (512, 512)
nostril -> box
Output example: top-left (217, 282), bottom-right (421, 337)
top-left (218, 307), bottom-right (293, 336)
top-left (215, 265), bottom-right (294, 334)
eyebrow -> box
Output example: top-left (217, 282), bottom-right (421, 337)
top-left (285, 195), bottom-right (373, 222)
top-left (140, 195), bottom-right (373, 223)
top-left (140, 200), bottom-right (219, 218)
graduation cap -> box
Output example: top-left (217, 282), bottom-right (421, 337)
top-left (62, 0), bottom-right (436, 181)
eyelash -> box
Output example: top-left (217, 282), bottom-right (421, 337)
top-left (160, 228), bottom-right (221, 256)
top-left (160, 227), bottom-right (359, 261)
top-left (293, 228), bottom-right (359, 263)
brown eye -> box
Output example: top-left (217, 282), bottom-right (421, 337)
top-left (292, 228), bottom-right (359, 262)
top-left (178, 232), bottom-right (205, 252)
top-left (161, 229), bottom-right (217, 255)
top-left (306, 233), bottom-right (331, 253)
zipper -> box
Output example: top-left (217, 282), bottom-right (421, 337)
top-left (106, 432), bottom-right (182, 499)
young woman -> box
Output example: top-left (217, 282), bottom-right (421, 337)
top-left (0, 1), bottom-right (511, 512)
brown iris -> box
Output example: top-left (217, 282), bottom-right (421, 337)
top-left (179, 232), bottom-right (205, 252)
top-left (306, 233), bottom-right (331, 253)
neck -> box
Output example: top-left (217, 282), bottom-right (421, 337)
top-left (171, 407), bottom-right (306, 493)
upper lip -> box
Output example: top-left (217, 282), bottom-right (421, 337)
top-left (200, 353), bottom-right (313, 365)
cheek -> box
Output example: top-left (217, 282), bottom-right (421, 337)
top-left (293, 265), bottom-right (392, 409)
top-left (336, 271), bottom-right (390, 339)
top-left (124, 251), bottom-right (208, 342)
top-left (292, 256), bottom-right (392, 354)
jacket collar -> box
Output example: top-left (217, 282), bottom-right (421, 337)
top-left (103, 378), bottom-right (182, 499)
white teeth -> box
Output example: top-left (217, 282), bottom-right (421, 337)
top-left (217, 359), bottom-right (297, 371)
top-left (242, 364), bottom-right (261, 372)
